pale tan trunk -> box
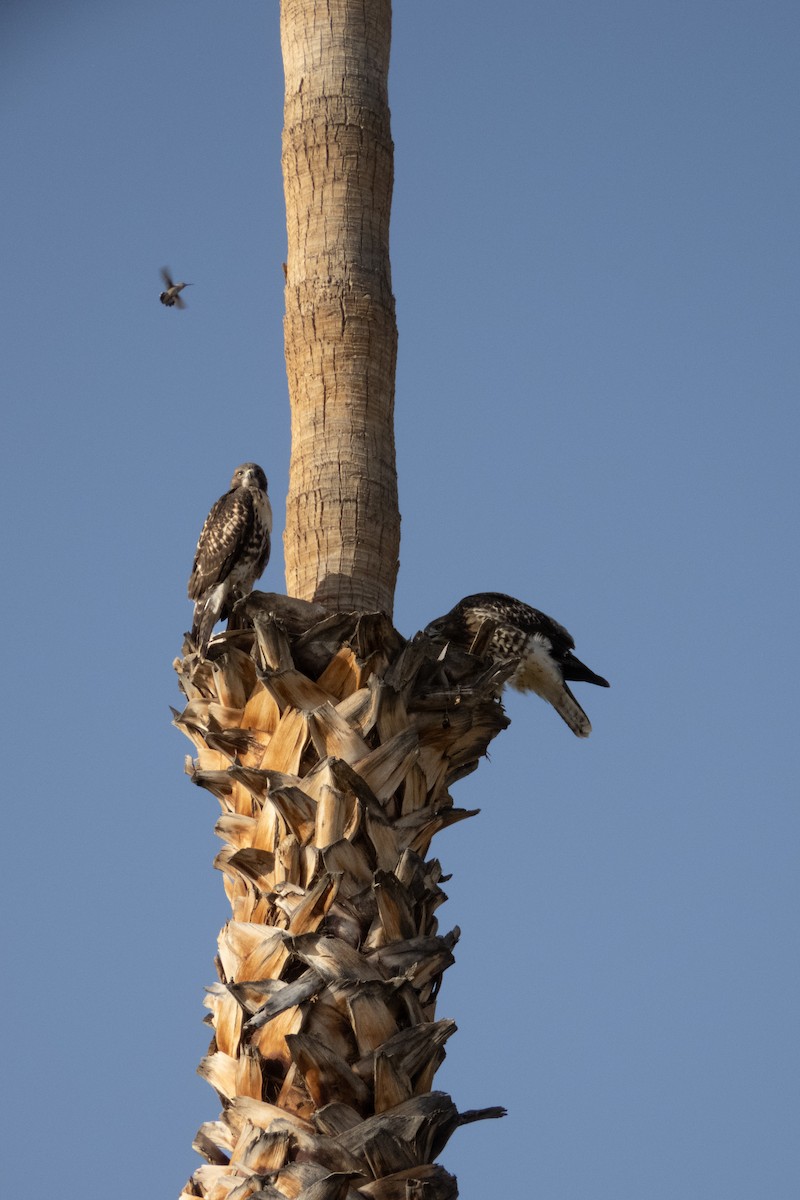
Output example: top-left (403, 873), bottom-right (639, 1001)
top-left (175, 6), bottom-right (508, 1197)
top-left (281, 0), bottom-right (399, 615)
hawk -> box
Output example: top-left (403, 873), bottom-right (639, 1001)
top-left (160, 267), bottom-right (192, 308)
top-left (188, 463), bottom-right (272, 655)
top-left (425, 591), bottom-right (609, 737)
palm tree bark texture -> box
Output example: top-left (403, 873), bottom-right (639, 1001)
top-left (281, 0), bottom-right (400, 615)
top-left (173, 3), bottom-right (509, 1196)
top-left (173, 597), bottom-right (508, 1199)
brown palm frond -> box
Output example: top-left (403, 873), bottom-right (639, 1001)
top-left (174, 595), bottom-right (507, 1199)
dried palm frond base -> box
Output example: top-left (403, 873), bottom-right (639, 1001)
top-left (173, 592), bottom-right (510, 1200)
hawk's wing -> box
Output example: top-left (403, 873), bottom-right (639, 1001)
top-left (458, 593), bottom-right (576, 659)
top-left (188, 489), bottom-right (256, 600)
top-left (504, 601), bottom-right (608, 687)
top-left (513, 605), bottom-right (576, 657)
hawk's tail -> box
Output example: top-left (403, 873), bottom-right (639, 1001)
top-left (191, 603), bottom-right (215, 657)
top-left (509, 663), bottom-right (595, 737)
top-left (191, 584), bottom-right (227, 657)
top-left (551, 683), bottom-right (593, 738)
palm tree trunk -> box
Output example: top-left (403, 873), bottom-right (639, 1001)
top-left (281, 0), bottom-right (399, 615)
top-left (175, 605), bottom-right (507, 1199)
top-left (175, 5), bottom-right (508, 1196)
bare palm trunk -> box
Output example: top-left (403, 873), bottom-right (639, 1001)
top-left (281, 0), bottom-right (399, 615)
top-left (175, 5), bottom-right (507, 1197)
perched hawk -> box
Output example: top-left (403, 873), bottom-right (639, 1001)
top-left (425, 591), bottom-right (609, 738)
top-left (160, 268), bottom-right (191, 308)
top-left (188, 463), bottom-right (272, 655)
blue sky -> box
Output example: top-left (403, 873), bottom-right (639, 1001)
top-left (2, 3), bottom-right (799, 1197)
